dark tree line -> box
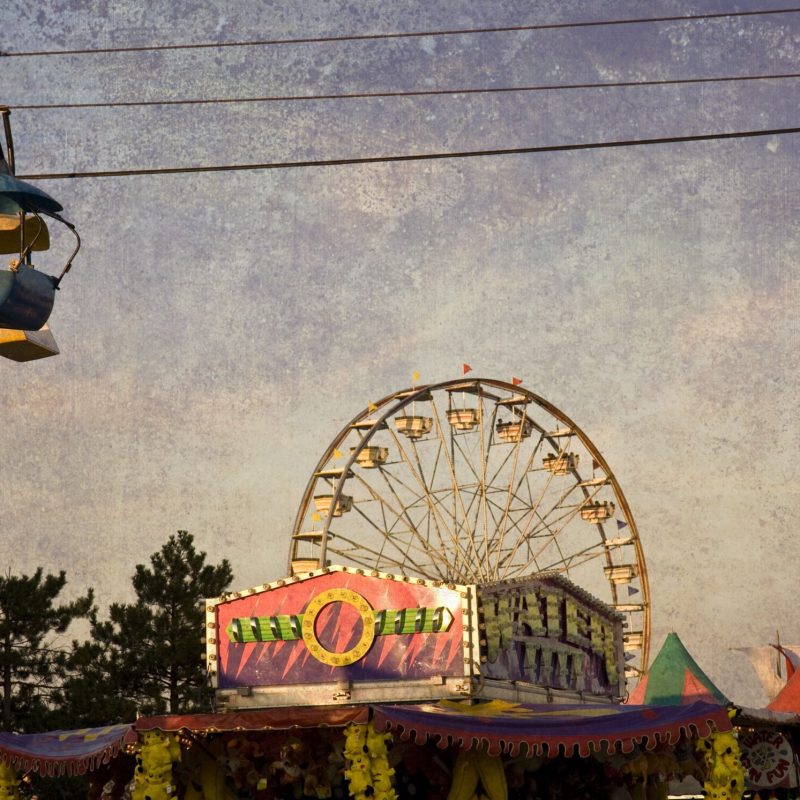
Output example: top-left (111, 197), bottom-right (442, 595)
top-left (0, 530), bottom-right (233, 733)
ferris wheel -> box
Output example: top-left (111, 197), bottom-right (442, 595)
top-left (288, 377), bottom-right (650, 678)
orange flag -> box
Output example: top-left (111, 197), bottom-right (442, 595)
top-left (462, 363), bottom-right (472, 375)
top-left (512, 376), bottom-right (523, 386)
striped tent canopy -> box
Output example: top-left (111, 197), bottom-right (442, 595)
top-left (628, 632), bottom-right (728, 706)
top-left (0, 724), bottom-right (136, 777)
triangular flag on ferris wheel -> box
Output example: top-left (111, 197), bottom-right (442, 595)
top-left (592, 459), bottom-right (600, 471)
top-left (332, 448), bottom-right (343, 460)
top-left (367, 401), bottom-right (378, 412)
top-left (617, 519), bottom-right (628, 530)
top-left (412, 371), bottom-right (421, 383)
top-left (628, 585), bottom-right (640, 596)
top-left (512, 376), bottom-right (523, 386)
top-left (463, 363), bottom-right (472, 375)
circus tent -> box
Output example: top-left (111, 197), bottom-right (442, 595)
top-left (627, 632), bottom-right (728, 706)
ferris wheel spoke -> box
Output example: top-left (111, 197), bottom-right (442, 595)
top-left (488, 478), bottom-right (552, 577)
top-left (367, 469), bottom-right (453, 579)
top-left (483, 436), bottom-right (518, 492)
top-left (500, 470), bottom-right (580, 572)
top-left (478, 394), bottom-right (493, 574)
top-left (499, 501), bottom-right (577, 576)
top-left (429, 395), bottom-right (487, 583)
top-left (425, 482), bottom-right (487, 581)
top-left (513, 484), bottom-right (608, 576)
top-left (465, 475), bottom-right (492, 567)
top-left (452, 394), bottom-right (502, 576)
top-left (482, 493), bottom-right (539, 567)
top-left (346, 499), bottom-right (422, 570)
top-left (513, 476), bottom-right (601, 550)
top-left (377, 466), bottom-right (469, 572)
top-left (385, 425), bottom-right (472, 577)
top-left (330, 529), bottom-right (428, 574)
top-left (510, 432), bottom-right (548, 505)
top-left (482, 419), bottom-right (541, 576)
top-left (349, 473), bottom-right (446, 577)
top-left (537, 542), bottom-right (610, 574)
top-left (345, 500), bottom-right (448, 578)
top-left (526, 479), bottom-right (606, 542)
top-left (327, 528), bottom-right (405, 569)
top-left (488, 405), bottom-right (531, 578)
top-left (425, 434), bottom-right (445, 493)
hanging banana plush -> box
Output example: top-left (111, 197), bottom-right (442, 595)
top-left (447, 749), bottom-right (507, 800)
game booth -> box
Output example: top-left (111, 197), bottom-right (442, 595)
top-left (0, 567), bottom-right (738, 800)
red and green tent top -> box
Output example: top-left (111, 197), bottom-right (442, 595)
top-left (628, 632), bottom-right (729, 706)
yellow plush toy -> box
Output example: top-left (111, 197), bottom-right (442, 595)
top-left (0, 763), bottom-right (19, 800)
top-left (696, 726), bottom-right (745, 800)
top-left (343, 723), bottom-right (397, 800)
top-left (346, 755), bottom-right (371, 794)
top-left (132, 730), bottom-right (183, 800)
top-left (366, 726), bottom-right (392, 760)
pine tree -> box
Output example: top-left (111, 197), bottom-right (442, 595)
top-left (60, 531), bottom-right (232, 720)
top-left (0, 569), bottom-right (93, 731)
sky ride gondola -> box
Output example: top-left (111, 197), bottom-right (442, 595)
top-left (0, 107), bottom-right (81, 359)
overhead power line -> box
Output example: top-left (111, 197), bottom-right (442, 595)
top-left (17, 126), bottom-right (799, 181)
top-left (12, 72), bottom-right (800, 111)
top-left (2, 7), bottom-right (799, 58)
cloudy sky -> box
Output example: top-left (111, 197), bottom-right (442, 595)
top-left (2, 0), bottom-right (798, 705)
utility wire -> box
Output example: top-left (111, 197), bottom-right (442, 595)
top-left (2, 7), bottom-right (799, 57)
top-left (12, 72), bottom-right (800, 111)
top-left (17, 126), bottom-right (799, 181)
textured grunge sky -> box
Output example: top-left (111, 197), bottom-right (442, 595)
top-left (2, 1), bottom-right (798, 706)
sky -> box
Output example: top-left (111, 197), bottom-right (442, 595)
top-left (1, 0), bottom-right (798, 707)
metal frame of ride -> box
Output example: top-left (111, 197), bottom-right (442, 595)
top-left (286, 378), bottom-right (650, 680)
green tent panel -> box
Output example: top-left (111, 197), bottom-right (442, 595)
top-left (628, 632), bottom-right (728, 706)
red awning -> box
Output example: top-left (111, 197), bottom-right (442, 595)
top-left (135, 705), bottom-right (369, 733)
top-left (373, 699), bottom-right (732, 757)
top-left (0, 724), bottom-right (136, 777)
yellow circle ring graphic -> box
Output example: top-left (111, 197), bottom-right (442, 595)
top-left (301, 588), bottom-right (376, 666)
